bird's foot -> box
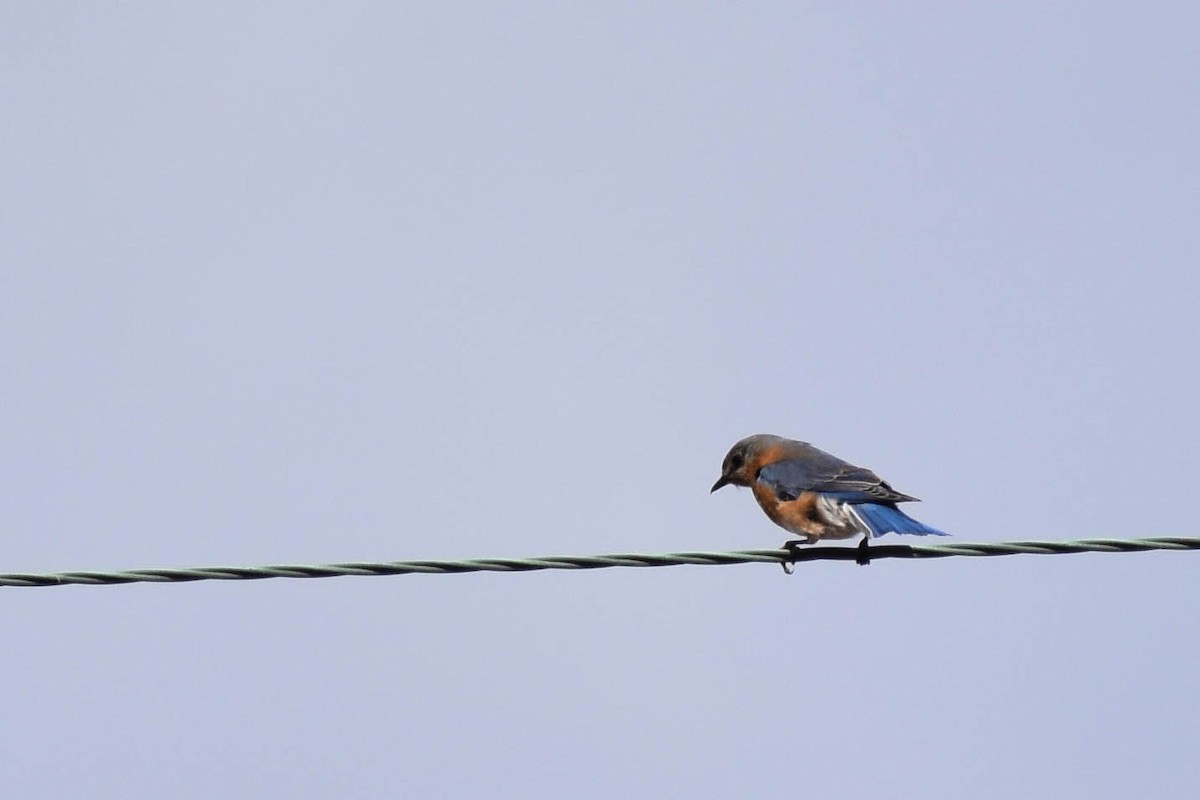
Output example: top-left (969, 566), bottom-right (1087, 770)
top-left (856, 535), bottom-right (871, 566)
top-left (780, 538), bottom-right (816, 574)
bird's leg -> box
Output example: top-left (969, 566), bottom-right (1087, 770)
top-left (856, 534), bottom-right (871, 566)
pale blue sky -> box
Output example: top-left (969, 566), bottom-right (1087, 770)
top-left (3, 4), bottom-right (1198, 797)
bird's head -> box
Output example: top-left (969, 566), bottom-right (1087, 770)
top-left (711, 434), bottom-right (783, 493)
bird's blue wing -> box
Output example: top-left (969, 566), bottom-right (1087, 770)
top-left (757, 454), bottom-right (917, 505)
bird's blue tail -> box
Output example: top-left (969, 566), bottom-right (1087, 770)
top-left (852, 503), bottom-right (948, 538)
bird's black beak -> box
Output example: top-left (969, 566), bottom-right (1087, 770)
top-left (710, 475), bottom-right (730, 493)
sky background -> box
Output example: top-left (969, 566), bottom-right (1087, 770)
top-left (3, 3), bottom-right (1198, 797)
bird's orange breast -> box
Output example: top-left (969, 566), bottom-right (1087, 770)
top-left (751, 483), bottom-right (826, 536)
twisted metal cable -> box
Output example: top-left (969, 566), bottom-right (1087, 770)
top-left (1, 536), bottom-right (1195, 590)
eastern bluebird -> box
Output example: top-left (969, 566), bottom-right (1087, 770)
top-left (711, 434), bottom-right (947, 567)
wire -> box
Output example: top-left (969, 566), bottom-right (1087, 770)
top-left (1, 536), bottom-right (1195, 590)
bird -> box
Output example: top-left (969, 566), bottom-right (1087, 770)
top-left (711, 434), bottom-right (947, 567)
